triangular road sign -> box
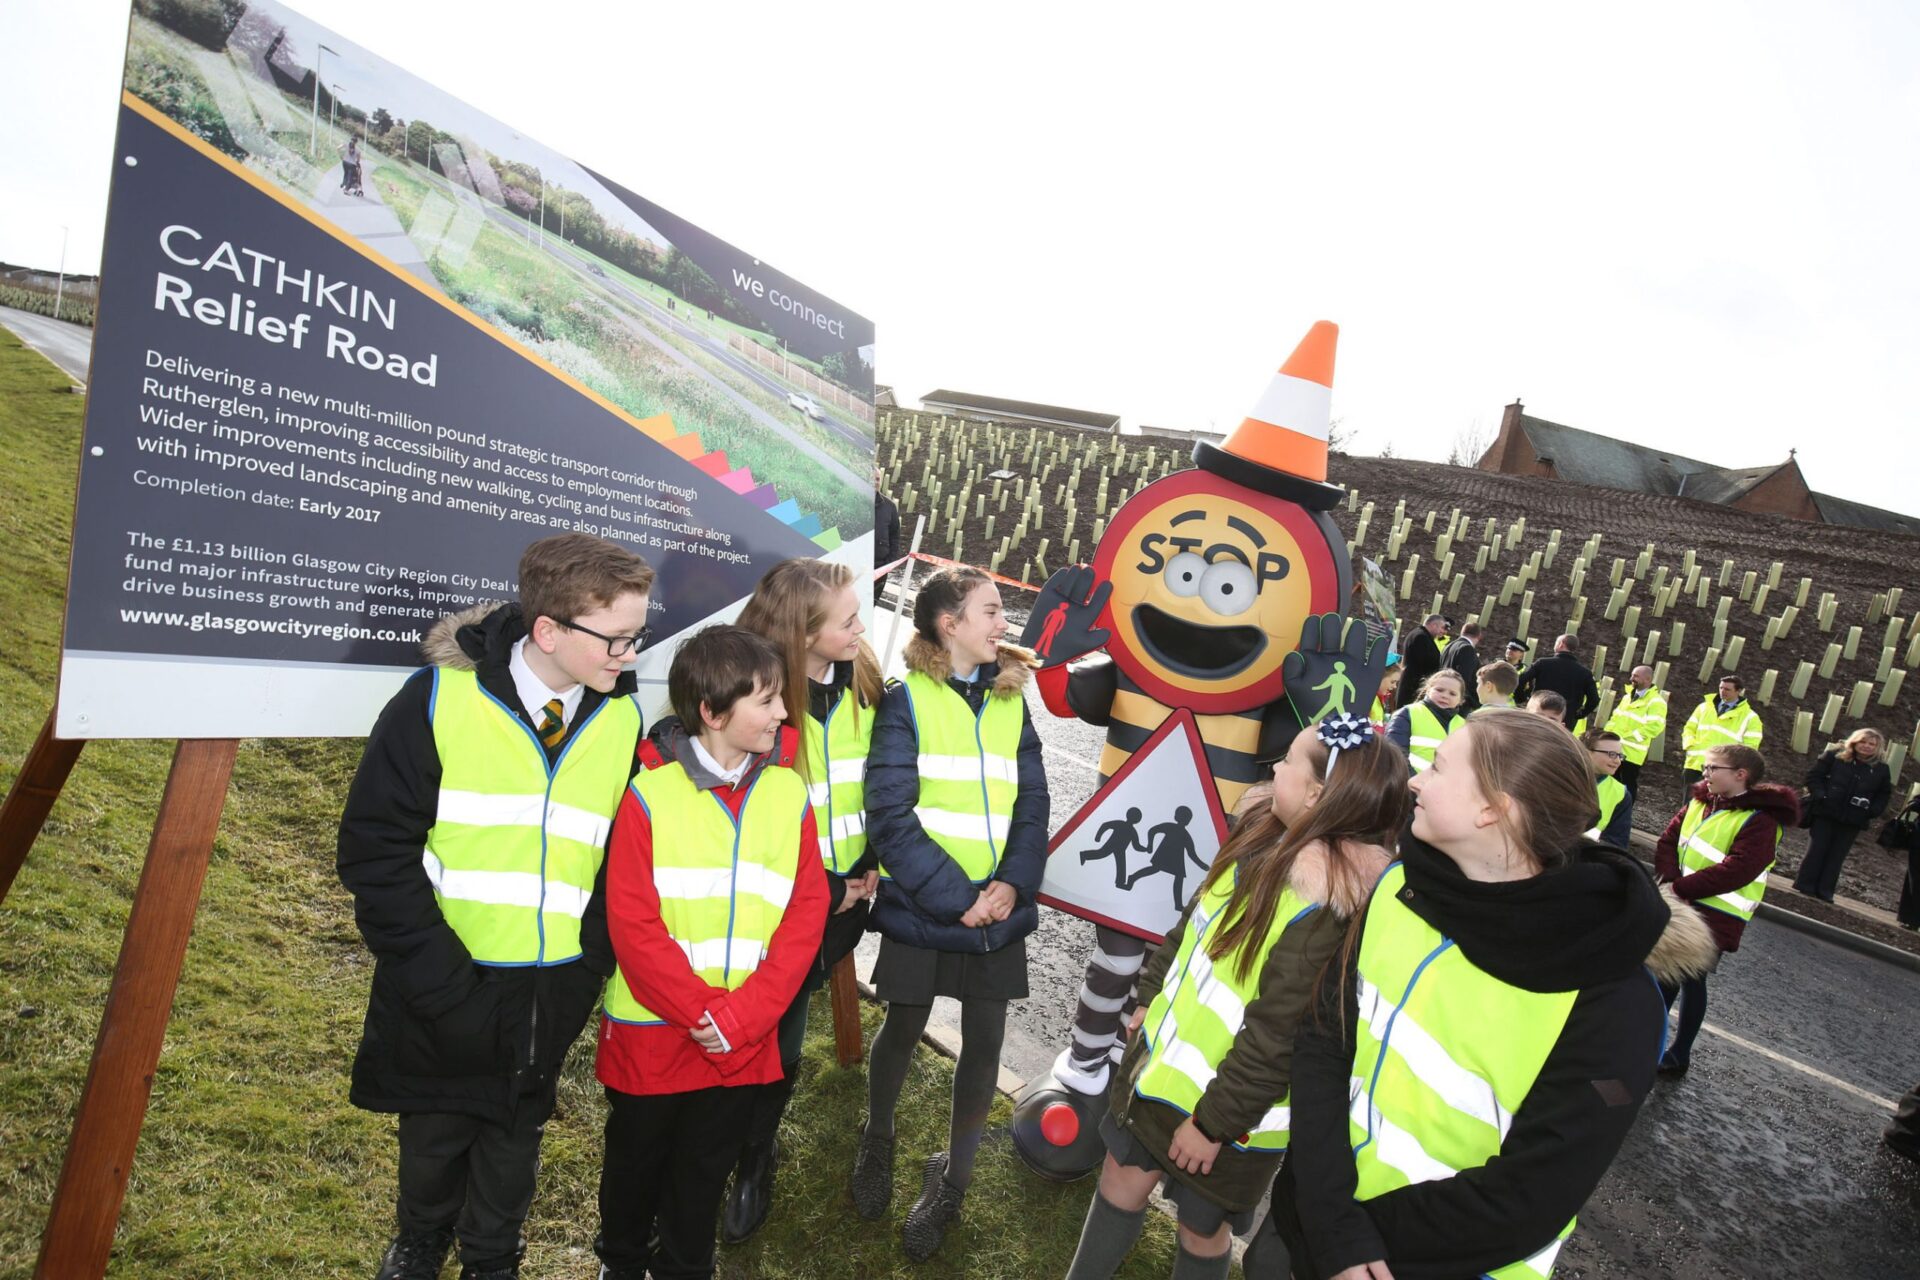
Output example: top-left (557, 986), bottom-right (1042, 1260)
top-left (1039, 709), bottom-right (1232, 943)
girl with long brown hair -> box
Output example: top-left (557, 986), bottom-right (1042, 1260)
top-left (722, 558), bottom-right (885, 1242)
top-left (1065, 715), bottom-right (1407, 1280)
top-left (1243, 708), bottom-right (1717, 1280)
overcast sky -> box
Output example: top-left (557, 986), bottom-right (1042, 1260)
top-left (5, 1), bottom-right (1915, 513)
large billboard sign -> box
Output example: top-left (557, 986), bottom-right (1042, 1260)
top-left (58, 0), bottom-right (874, 738)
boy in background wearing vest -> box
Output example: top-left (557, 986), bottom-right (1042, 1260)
top-left (593, 625), bottom-right (827, 1280)
top-left (338, 533), bottom-right (655, 1280)
top-left (1651, 743), bottom-right (1798, 1077)
top-left (1581, 729), bottom-right (1633, 848)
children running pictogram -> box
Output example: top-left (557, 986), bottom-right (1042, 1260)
top-left (1124, 806), bottom-right (1208, 911)
top-left (1078, 808), bottom-right (1146, 888)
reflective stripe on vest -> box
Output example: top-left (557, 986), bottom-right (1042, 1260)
top-left (1676, 799), bottom-right (1778, 920)
top-left (881, 671), bottom-right (1024, 883)
top-left (1604, 687), bottom-right (1668, 765)
top-left (1586, 775), bottom-right (1627, 840)
top-left (603, 761), bottom-right (811, 1024)
top-left (804, 686), bottom-right (873, 874)
top-left (1405, 702), bottom-right (1459, 773)
top-left (1684, 698), bottom-right (1762, 769)
top-left (1349, 865), bottom-right (1580, 1279)
top-left (1134, 868), bottom-right (1318, 1152)
top-left (424, 668), bottom-right (639, 965)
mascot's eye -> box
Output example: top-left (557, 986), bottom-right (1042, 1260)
top-left (1163, 552), bottom-right (1207, 597)
top-left (1199, 560), bottom-right (1257, 616)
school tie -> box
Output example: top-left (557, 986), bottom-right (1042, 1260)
top-left (537, 698), bottom-right (566, 749)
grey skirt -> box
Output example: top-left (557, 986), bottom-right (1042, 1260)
top-left (871, 934), bottom-right (1029, 1003)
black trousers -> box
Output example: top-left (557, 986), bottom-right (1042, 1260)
top-left (597, 1085), bottom-right (757, 1279)
top-left (1898, 845), bottom-right (1920, 927)
top-left (396, 1106), bottom-right (549, 1270)
top-left (1795, 820), bottom-right (1862, 901)
top-left (1682, 768), bottom-right (1703, 789)
top-left (1615, 759), bottom-right (1642, 794)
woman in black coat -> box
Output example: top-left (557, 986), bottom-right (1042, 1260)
top-left (1793, 728), bottom-right (1893, 902)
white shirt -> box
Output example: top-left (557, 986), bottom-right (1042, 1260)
top-left (509, 637), bottom-right (583, 729)
top-left (691, 736), bottom-right (750, 787)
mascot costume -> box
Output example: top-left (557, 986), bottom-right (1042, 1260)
top-left (1010, 321), bottom-right (1391, 1178)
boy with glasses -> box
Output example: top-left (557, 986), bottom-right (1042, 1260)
top-left (1580, 729), bottom-right (1632, 848)
top-left (339, 532), bottom-right (655, 1280)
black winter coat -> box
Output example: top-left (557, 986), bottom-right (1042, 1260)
top-left (1264, 835), bottom-right (1717, 1280)
top-left (337, 602), bottom-right (641, 1123)
top-left (1805, 750), bottom-right (1892, 829)
top-left (1513, 652), bottom-right (1600, 727)
top-left (865, 635), bottom-right (1049, 953)
top-left (1395, 628), bottom-right (1445, 709)
top-left (1440, 637), bottom-right (1483, 710)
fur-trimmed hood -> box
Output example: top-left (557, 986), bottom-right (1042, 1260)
top-left (1683, 779), bottom-right (1801, 827)
top-left (1646, 883), bottom-right (1719, 985)
top-left (902, 632), bottom-right (1038, 698)
top-left (421, 600), bottom-right (519, 670)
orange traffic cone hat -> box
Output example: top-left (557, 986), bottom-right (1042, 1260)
top-left (1194, 321), bottom-right (1345, 510)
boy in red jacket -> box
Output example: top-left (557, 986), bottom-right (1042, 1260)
top-left (594, 625), bottom-right (827, 1280)
top-left (1652, 742), bottom-right (1798, 1076)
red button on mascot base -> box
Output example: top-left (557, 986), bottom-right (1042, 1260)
top-left (1010, 322), bottom-right (1391, 1179)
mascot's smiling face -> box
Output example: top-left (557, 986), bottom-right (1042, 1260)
top-left (1091, 467), bottom-right (1343, 714)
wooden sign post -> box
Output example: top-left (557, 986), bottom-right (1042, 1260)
top-left (0, 713), bottom-right (236, 1280)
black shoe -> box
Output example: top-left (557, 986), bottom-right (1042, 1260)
top-left (1657, 1054), bottom-right (1689, 1078)
top-left (456, 1266), bottom-right (517, 1280)
top-left (850, 1122), bottom-right (896, 1221)
top-left (901, 1152), bottom-right (966, 1263)
top-left (722, 1137), bottom-right (780, 1243)
top-left (1885, 1133), bottom-right (1920, 1165)
top-left (374, 1229), bottom-right (453, 1280)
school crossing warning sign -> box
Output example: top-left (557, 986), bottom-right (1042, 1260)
top-left (59, 0), bottom-right (875, 739)
top-left (1038, 711), bottom-right (1232, 942)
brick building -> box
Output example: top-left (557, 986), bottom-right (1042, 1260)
top-left (1478, 401), bottom-right (1917, 536)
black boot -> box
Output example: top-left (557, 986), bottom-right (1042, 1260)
top-left (721, 1136), bottom-right (780, 1243)
top-left (457, 1250), bottom-right (521, 1280)
top-left (902, 1152), bottom-right (966, 1262)
top-left (456, 1264), bottom-right (518, 1280)
top-left (850, 1121), bottom-right (896, 1220)
top-left (374, 1228), bottom-right (453, 1280)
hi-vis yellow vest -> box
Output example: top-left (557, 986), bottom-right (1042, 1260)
top-left (1404, 703), bottom-right (1460, 773)
top-left (1135, 867), bottom-right (1317, 1151)
top-left (1676, 799), bottom-right (1778, 921)
top-left (880, 671), bottom-right (1024, 883)
top-left (424, 669), bottom-right (639, 965)
top-left (1349, 866), bottom-right (1580, 1280)
top-left (804, 686), bottom-right (872, 875)
top-left (1682, 697), bottom-right (1762, 771)
top-left (1587, 775), bottom-right (1627, 841)
top-left (603, 761), bottom-right (811, 1024)
top-left (1604, 686), bottom-right (1668, 766)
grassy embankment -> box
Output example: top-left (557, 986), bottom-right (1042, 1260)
top-left (0, 333), bottom-right (1175, 1277)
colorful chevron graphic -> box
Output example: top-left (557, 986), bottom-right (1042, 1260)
top-left (632, 413), bottom-right (843, 551)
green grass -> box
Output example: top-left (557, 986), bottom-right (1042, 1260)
top-left (0, 334), bottom-right (1173, 1274)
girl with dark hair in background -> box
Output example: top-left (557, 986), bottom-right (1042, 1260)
top-left (852, 566), bottom-right (1049, 1261)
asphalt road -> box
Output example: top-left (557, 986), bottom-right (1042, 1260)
top-left (0, 305), bottom-right (93, 383)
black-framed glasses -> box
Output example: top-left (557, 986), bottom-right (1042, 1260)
top-left (1699, 763), bottom-right (1737, 775)
top-left (558, 619), bottom-right (652, 658)
top-left (1592, 749), bottom-right (1626, 761)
